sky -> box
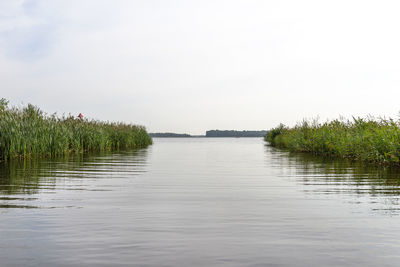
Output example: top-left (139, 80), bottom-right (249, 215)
top-left (1, 0), bottom-right (400, 134)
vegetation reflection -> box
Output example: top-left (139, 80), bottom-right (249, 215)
top-left (0, 149), bottom-right (149, 196)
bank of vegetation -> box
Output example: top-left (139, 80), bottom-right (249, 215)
top-left (265, 116), bottom-right (400, 165)
top-left (0, 99), bottom-right (152, 160)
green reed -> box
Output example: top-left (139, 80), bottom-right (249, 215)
top-left (265, 116), bottom-right (400, 165)
top-left (0, 99), bottom-right (152, 160)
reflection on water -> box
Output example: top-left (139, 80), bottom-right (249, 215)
top-left (0, 150), bottom-right (148, 209)
top-left (268, 145), bottom-right (400, 214)
top-left (0, 159), bottom-right (57, 196)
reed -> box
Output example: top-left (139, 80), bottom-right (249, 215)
top-left (0, 99), bottom-right (152, 160)
top-left (265, 116), bottom-right (400, 165)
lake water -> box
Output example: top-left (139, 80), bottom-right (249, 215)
top-left (1, 138), bottom-right (400, 266)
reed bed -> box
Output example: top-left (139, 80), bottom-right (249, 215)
top-left (0, 99), bottom-right (152, 160)
top-left (265, 116), bottom-right (400, 165)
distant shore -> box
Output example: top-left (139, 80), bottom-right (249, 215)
top-left (150, 130), bottom-right (267, 138)
top-left (265, 117), bottom-right (400, 166)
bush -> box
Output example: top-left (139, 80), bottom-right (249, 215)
top-left (0, 99), bottom-right (152, 160)
top-left (265, 116), bottom-right (400, 165)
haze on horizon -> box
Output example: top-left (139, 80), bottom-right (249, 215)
top-left (1, 0), bottom-right (400, 135)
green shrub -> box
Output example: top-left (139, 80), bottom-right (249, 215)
top-left (265, 116), bottom-right (400, 165)
top-left (0, 100), bottom-right (152, 160)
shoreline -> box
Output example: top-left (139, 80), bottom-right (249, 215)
top-left (0, 99), bottom-right (152, 161)
top-left (265, 117), bottom-right (400, 166)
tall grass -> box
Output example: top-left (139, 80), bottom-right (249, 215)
top-left (0, 99), bottom-right (152, 160)
top-left (265, 116), bottom-right (400, 165)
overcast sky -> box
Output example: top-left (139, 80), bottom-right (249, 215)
top-left (1, 0), bottom-right (400, 134)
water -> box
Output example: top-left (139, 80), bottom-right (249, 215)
top-left (1, 138), bottom-right (400, 266)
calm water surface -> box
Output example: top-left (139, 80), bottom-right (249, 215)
top-left (1, 138), bottom-right (400, 266)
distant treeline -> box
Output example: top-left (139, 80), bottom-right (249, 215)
top-left (151, 130), bottom-right (268, 138)
top-left (150, 133), bottom-right (191, 138)
top-left (206, 130), bottom-right (268, 137)
top-left (0, 99), bottom-right (152, 160)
